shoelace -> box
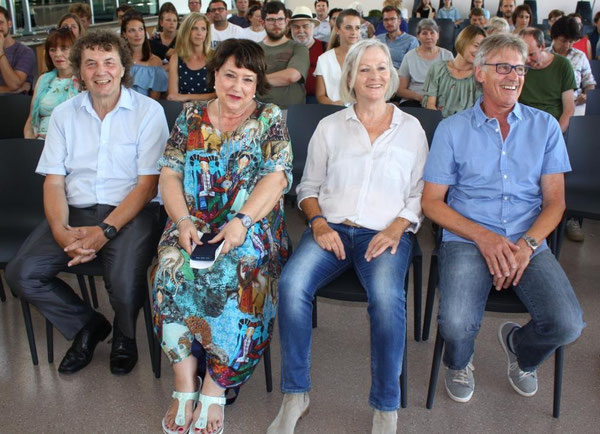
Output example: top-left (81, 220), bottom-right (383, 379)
top-left (452, 362), bottom-right (475, 385)
top-left (510, 362), bottom-right (537, 380)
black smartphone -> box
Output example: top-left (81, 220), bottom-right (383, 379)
top-left (191, 233), bottom-right (219, 261)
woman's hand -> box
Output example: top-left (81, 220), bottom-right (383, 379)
top-left (312, 219), bottom-right (346, 260)
top-left (364, 218), bottom-right (410, 262)
top-left (178, 218), bottom-right (201, 256)
top-left (210, 218), bottom-right (247, 255)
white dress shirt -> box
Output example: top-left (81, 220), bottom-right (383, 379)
top-left (297, 104), bottom-right (428, 232)
top-left (37, 87), bottom-right (169, 207)
top-left (313, 19), bottom-right (331, 43)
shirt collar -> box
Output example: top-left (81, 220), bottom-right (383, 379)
top-left (473, 95), bottom-right (523, 127)
top-left (78, 86), bottom-right (134, 115)
top-left (346, 103), bottom-right (402, 127)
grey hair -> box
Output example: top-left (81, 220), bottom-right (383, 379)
top-left (473, 33), bottom-right (528, 70)
top-left (339, 39), bottom-right (399, 104)
top-left (519, 26), bottom-right (545, 47)
top-left (486, 16), bottom-right (510, 35)
top-left (417, 18), bottom-right (439, 35)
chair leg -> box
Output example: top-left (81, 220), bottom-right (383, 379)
top-left (0, 276), bottom-right (6, 302)
top-left (142, 293), bottom-right (157, 377)
top-left (553, 346), bottom-right (564, 418)
top-left (412, 255), bottom-right (423, 342)
top-left (264, 345), bottom-right (273, 393)
top-left (311, 297), bottom-right (317, 329)
top-left (153, 336), bottom-right (162, 379)
top-left (554, 216), bottom-right (567, 260)
top-left (46, 320), bottom-right (54, 363)
top-left (76, 275), bottom-right (91, 306)
top-left (400, 326), bottom-right (408, 408)
top-left (20, 300), bottom-right (39, 365)
top-left (88, 276), bottom-right (99, 309)
top-left (426, 328), bottom-right (444, 409)
top-left (422, 254), bottom-right (438, 341)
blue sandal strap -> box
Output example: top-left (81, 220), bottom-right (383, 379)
top-left (171, 391), bottom-right (200, 426)
top-left (194, 394), bottom-right (227, 430)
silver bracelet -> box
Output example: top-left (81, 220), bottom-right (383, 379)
top-left (175, 214), bottom-right (193, 227)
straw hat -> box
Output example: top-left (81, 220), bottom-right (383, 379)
top-left (290, 6), bottom-right (321, 26)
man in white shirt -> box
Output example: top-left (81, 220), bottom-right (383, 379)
top-left (207, 0), bottom-right (244, 49)
top-left (313, 0), bottom-right (331, 43)
top-left (188, 0), bottom-right (201, 13)
top-left (501, 0), bottom-right (516, 29)
top-left (6, 31), bottom-right (168, 376)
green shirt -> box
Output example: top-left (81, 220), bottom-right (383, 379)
top-left (258, 39), bottom-right (309, 109)
top-left (519, 54), bottom-right (576, 121)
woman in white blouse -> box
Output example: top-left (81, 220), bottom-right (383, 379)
top-left (314, 9), bottom-right (361, 105)
top-left (267, 39), bottom-right (428, 434)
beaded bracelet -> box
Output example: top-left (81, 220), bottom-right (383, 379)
top-left (175, 214), bottom-right (193, 227)
top-left (308, 214), bottom-right (326, 228)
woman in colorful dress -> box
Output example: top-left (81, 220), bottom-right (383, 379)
top-left (24, 28), bottom-right (78, 140)
top-left (121, 12), bottom-right (167, 100)
top-left (167, 13), bottom-right (216, 103)
top-left (156, 38), bottom-right (292, 434)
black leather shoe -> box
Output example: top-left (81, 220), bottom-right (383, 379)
top-left (110, 326), bottom-right (138, 375)
top-left (58, 312), bottom-right (112, 374)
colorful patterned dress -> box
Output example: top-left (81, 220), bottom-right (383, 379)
top-left (153, 100), bottom-right (292, 388)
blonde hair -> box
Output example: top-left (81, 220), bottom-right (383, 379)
top-left (486, 16), bottom-right (510, 35)
top-left (175, 13), bottom-right (212, 61)
top-left (455, 24), bottom-right (487, 56)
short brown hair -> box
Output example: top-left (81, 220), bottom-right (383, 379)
top-left (206, 39), bottom-right (270, 95)
top-left (0, 6), bottom-right (10, 22)
top-left (455, 24), bottom-right (487, 56)
top-left (58, 13), bottom-right (84, 37)
top-left (68, 3), bottom-right (92, 20)
top-left (512, 4), bottom-right (532, 27)
top-left (69, 30), bottom-right (133, 89)
top-left (44, 27), bottom-right (77, 71)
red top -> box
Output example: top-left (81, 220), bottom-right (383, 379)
top-left (307, 40), bottom-right (326, 96)
top-left (573, 35), bottom-right (589, 56)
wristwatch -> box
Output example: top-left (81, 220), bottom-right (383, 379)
top-left (98, 222), bottom-right (118, 240)
top-left (235, 213), bottom-right (252, 228)
top-left (521, 234), bottom-right (539, 252)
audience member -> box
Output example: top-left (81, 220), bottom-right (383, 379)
top-left (500, 0), bottom-right (515, 30)
top-left (68, 3), bottom-right (92, 30)
top-left (589, 12), bottom-right (600, 60)
top-left (512, 4), bottom-right (532, 35)
top-left (470, 0), bottom-right (490, 20)
top-left (208, 0), bottom-right (244, 49)
top-left (314, 0), bottom-right (331, 42)
top-left (122, 13), bottom-right (167, 100)
top-left (229, 0), bottom-right (250, 28)
top-left (289, 6), bottom-right (322, 103)
top-left (315, 9), bottom-right (361, 105)
top-left (347, 2), bottom-right (375, 40)
top-left (469, 8), bottom-right (487, 28)
top-left (167, 13), bottom-right (215, 102)
top-left (156, 38), bottom-right (292, 434)
top-left (116, 5), bottom-right (134, 26)
top-left (5, 30), bottom-right (168, 377)
top-left (24, 28), bottom-right (78, 140)
top-left (437, 0), bottom-right (462, 26)
top-left (519, 27), bottom-right (575, 133)
top-left (486, 16), bottom-right (510, 35)
top-left (188, 0), bottom-right (201, 13)
top-left (422, 25), bottom-right (486, 117)
top-left (544, 9), bottom-right (564, 47)
top-left (397, 18), bottom-right (454, 107)
top-left (258, 1), bottom-right (309, 108)
top-left (239, 4), bottom-right (266, 42)
top-left (59, 13), bottom-right (84, 38)
top-left (268, 38), bottom-right (427, 434)
top-left (568, 13), bottom-right (592, 60)
top-left (375, 0), bottom-right (409, 36)
top-left (416, 0), bottom-right (435, 19)
top-left (150, 2), bottom-right (179, 62)
top-left (422, 33), bottom-right (584, 405)
top-left (0, 6), bottom-right (35, 94)
top-left (328, 8), bottom-right (342, 31)
top-left (376, 5), bottom-right (418, 69)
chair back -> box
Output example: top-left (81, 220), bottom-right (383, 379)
top-left (575, 1), bottom-right (593, 24)
top-left (158, 100), bottom-right (184, 132)
top-left (434, 18), bottom-right (455, 52)
top-left (565, 115), bottom-right (600, 219)
top-left (286, 104), bottom-right (345, 198)
top-left (0, 139), bottom-right (45, 264)
top-left (590, 60), bottom-right (600, 88)
top-left (0, 94), bottom-right (32, 139)
top-left (408, 17), bottom-right (420, 36)
top-left (585, 88), bottom-right (600, 115)
top-left (399, 106), bottom-right (443, 147)
top-left (524, 0), bottom-right (538, 24)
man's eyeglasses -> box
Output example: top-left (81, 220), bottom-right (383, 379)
top-left (483, 63), bottom-right (530, 76)
top-left (209, 7), bottom-right (226, 12)
top-left (265, 17), bottom-right (286, 24)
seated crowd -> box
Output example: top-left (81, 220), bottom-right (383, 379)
top-left (2, 1), bottom-right (594, 433)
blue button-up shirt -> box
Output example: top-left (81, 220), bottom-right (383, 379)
top-left (37, 87), bottom-right (169, 207)
top-left (423, 97), bottom-right (571, 254)
top-left (376, 32), bottom-right (419, 70)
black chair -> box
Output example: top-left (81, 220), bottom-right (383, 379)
top-left (524, 0), bottom-right (537, 25)
top-left (575, 1), bottom-right (593, 24)
top-left (399, 106), bottom-right (443, 146)
top-left (589, 60), bottom-right (600, 90)
top-left (584, 89), bottom-right (600, 115)
top-left (435, 19), bottom-right (456, 53)
top-left (408, 17), bottom-right (420, 36)
top-left (158, 100), bottom-right (184, 131)
top-left (0, 94), bottom-right (32, 139)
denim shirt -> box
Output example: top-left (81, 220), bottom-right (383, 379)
top-left (423, 97), bottom-right (571, 255)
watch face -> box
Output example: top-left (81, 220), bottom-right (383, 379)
top-left (241, 215), bottom-right (252, 228)
top-left (104, 226), bottom-right (117, 239)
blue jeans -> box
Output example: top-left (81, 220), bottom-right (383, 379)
top-left (438, 242), bottom-right (585, 372)
top-left (278, 223), bottom-right (413, 411)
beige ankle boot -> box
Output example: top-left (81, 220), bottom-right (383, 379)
top-left (266, 392), bottom-right (310, 434)
top-left (371, 409), bottom-right (397, 434)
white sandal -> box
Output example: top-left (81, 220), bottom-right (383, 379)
top-left (192, 393), bottom-right (227, 434)
top-left (162, 377), bottom-right (202, 434)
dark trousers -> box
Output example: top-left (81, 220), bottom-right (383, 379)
top-left (6, 203), bottom-right (163, 340)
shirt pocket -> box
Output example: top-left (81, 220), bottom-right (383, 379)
top-left (385, 147), bottom-right (416, 183)
top-left (110, 141), bottom-right (138, 179)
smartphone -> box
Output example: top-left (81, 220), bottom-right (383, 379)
top-left (191, 233), bottom-right (219, 261)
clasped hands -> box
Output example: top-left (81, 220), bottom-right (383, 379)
top-left (54, 225), bottom-right (109, 267)
top-left (178, 218), bottom-right (247, 256)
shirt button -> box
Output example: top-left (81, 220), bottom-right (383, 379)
top-left (504, 196), bottom-right (508, 200)
top-left (503, 174), bottom-right (508, 179)
top-left (503, 219), bottom-right (507, 223)
top-left (502, 151), bottom-right (506, 155)
top-left (495, 128), bottom-right (499, 132)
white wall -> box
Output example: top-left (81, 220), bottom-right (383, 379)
top-left (285, 0), bottom-right (600, 25)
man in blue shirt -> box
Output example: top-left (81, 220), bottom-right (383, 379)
top-left (422, 34), bottom-right (584, 403)
top-left (376, 6), bottom-right (418, 70)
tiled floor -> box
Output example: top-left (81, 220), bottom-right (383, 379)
top-left (1, 209), bottom-right (598, 433)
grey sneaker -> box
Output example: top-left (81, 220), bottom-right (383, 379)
top-left (566, 218), bottom-right (584, 242)
top-left (444, 362), bottom-right (475, 403)
top-left (498, 322), bottom-right (538, 397)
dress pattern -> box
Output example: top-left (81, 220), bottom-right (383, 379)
top-left (153, 100), bottom-right (292, 388)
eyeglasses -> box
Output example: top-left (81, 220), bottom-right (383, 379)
top-left (265, 17), bottom-right (286, 24)
top-left (483, 63), bottom-right (530, 76)
top-left (209, 7), bottom-right (226, 12)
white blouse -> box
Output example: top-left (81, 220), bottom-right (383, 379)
top-left (297, 104), bottom-right (429, 232)
top-left (314, 49), bottom-right (342, 103)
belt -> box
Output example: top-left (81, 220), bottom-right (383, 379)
top-left (342, 219), bottom-right (362, 228)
